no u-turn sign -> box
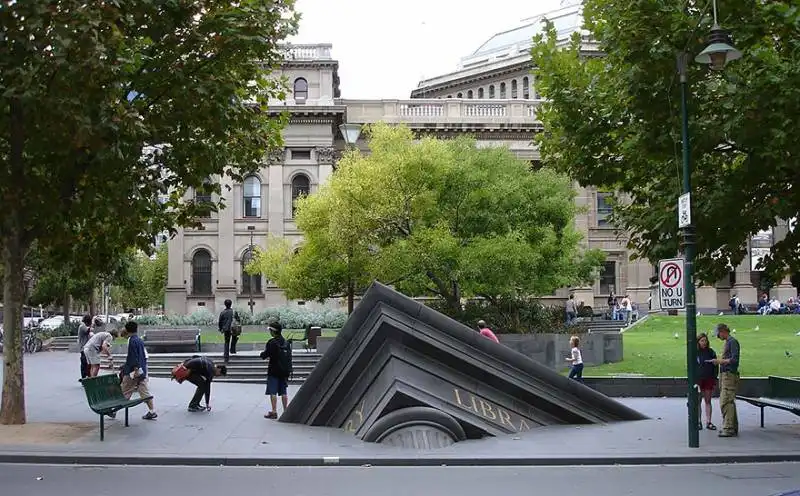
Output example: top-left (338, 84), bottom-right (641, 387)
top-left (658, 258), bottom-right (685, 310)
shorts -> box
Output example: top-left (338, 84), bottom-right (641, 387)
top-left (83, 347), bottom-right (102, 365)
top-left (121, 375), bottom-right (152, 400)
top-left (697, 377), bottom-right (717, 392)
top-left (265, 375), bottom-right (288, 396)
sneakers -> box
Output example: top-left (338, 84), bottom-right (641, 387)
top-left (264, 411), bottom-right (278, 420)
top-left (187, 405), bottom-right (203, 412)
top-left (142, 411), bottom-right (158, 420)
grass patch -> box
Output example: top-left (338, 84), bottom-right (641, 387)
top-left (586, 315), bottom-right (800, 377)
top-left (113, 328), bottom-right (339, 345)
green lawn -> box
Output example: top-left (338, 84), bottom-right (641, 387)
top-left (586, 315), bottom-right (800, 377)
top-left (113, 328), bottom-right (339, 345)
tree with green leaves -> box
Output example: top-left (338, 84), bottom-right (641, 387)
top-left (251, 123), bottom-right (605, 313)
top-left (0, 0), bottom-right (297, 424)
top-left (531, 0), bottom-right (800, 284)
top-left (111, 245), bottom-right (168, 311)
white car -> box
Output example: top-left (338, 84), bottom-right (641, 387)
top-left (39, 315), bottom-right (83, 330)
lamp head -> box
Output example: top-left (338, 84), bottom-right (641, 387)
top-left (695, 26), bottom-right (742, 71)
top-left (339, 123), bottom-right (362, 146)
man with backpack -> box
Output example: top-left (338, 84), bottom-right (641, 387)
top-left (218, 299), bottom-right (241, 363)
top-left (259, 322), bottom-right (292, 419)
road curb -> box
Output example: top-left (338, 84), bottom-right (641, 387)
top-left (1, 452), bottom-right (799, 467)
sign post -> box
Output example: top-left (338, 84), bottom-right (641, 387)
top-left (658, 258), bottom-right (685, 310)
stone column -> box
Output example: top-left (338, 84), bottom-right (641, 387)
top-left (625, 258), bottom-right (654, 311)
top-left (268, 149), bottom-right (285, 237)
top-left (715, 273), bottom-right (733, 312)
top-left (316, 146), bottom-right (336, 185)
top-left (732, 243), bottom-right (757, 305)
top-left (571, 184), bottom-right (597, 308)
top-left (215, 175), bottom-right (237, 309)
top-left (165, 227), bottom-right (186, 315)
top-left (774, 275), bottom-right (798, 302)
top-left (696, 283), bottom-right (718, 314)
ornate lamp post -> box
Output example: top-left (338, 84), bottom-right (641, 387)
top-left (247, 225), bottom-right (256, 314)
top-left (679, 0), bottom-right (742, 448)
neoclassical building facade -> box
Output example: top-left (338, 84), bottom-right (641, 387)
top-left (165, 4), bottom-right (796, 315)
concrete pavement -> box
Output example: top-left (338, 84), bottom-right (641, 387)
top-left (1, 463), bottom-right (800, 496)
top-left (0, 352), bottom-right (798, 466)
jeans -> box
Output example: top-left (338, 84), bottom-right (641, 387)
top-left (223, 331), bottom-right (238, 362)
top-left (187, 374), bottom-right (209, 408)
top-left (568, 363), bottom-right (584, 383)
top-left (80, 351), bottom-right (89, 379)
top-left (719, 372), bottom-right (739, 434)
top-left (566, 311), bottom-right (577, 326)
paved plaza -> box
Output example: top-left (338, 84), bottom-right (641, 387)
top-left (0, 352), bottom-right (798, 465)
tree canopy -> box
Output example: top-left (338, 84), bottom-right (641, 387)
top-left (0, 0), bottom-right (297, 423)
top-left (251, 123), bottom-right (605, 312)
top-left (531, 0), bottom-right (800, 285)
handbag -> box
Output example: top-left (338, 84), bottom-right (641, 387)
top-left (171, 363), bottom-right (191, 383)
top-left (231, 312), bottom-right (242, 337)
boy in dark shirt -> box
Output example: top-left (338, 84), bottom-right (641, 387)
top-left (259, 322), bottom-right (291, 419)
top-left (183, 356), bottom-right (227, 412)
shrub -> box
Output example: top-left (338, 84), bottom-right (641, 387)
top-left (426, 297), bottom-right (568, 334)
top-left (41, 321), bottom-right (80, 339)
top-left (138, 306), bottom-right (348, 330)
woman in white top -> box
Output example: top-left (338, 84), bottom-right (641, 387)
top-left (82, 329), bottom-right (117, 378)
top-left (566, 335), bottom-right (584, 383)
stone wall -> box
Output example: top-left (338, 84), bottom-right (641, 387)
top-left (497, 332), bottom-right (623, 371)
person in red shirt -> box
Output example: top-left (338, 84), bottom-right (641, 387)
top-left (477, 320), bottom-right (500, 343)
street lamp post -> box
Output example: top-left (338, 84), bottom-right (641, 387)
top-left (247, 225), bottom-right (256, 315)
top-left (679, 0), bottom-right (742, 448)
top-left (338, 123), bottom-right (363, 314)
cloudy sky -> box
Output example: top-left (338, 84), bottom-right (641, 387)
top-left (290, 0), bottom-right (564, 99)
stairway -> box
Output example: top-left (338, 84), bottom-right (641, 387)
top-left (571, 318), bottom-right (628, 333)
top-left (48, 335), bottom-right (75, 352)
top-left (100, 351), bottom-right (323, 385)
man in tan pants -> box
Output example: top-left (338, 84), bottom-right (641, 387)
top-left (711, 323), bottom-right (740, 437)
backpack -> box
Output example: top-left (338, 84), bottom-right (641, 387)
top-left (272, 338), bottom-right (293, 378)
top-left (231, 311), bottom-right (242, 337)
top-left (171, 363), bottom-right (190, 383)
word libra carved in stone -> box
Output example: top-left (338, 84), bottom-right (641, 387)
top-left (453, 388), bottom-right (532, 433)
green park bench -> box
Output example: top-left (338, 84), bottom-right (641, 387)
top-left (736, 376), bottom-right (800, 428)
top-left (80, 374), bottom-right (152, 441)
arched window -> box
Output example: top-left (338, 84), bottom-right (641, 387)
top-left (489, 85), bottom-right (495, 99)
top-left (293, 78), bottom-right (308, 102)
top-left (478, 88), bottom-right (484, 98)
top-left (291, 174), bottom-right (310, 217)
top-left (467, 90), bottom-right (473, 99)
top-left (457, 92), bottom-right (463, 98)
top-left (243, 176), bottom-right (261, 218)
top-left (241, 249), bottom-right (262, 295)
top-left (511, 80), bottom-right (518, 99)
top-left (522, 77), bottom-right (530, 99)
top-left (191, 249), bottom-right (212, 295)
top-left (499, 82), bottom-right (506, 99)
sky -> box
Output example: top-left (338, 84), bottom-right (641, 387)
top-left (290, 0), bottom-right (564, 99)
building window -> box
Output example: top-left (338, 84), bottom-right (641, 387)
top-left (467, 90), bottom-right (473, 99)
top-left (489, 85), bottom-right (495, 99)
top-left (293, 78), bottom-right (308, 103)
top-left (194, 179), bottom-right (213, 218)
top-left (291, 174), bottom-right (311, 217)
top-left (457, 92), bottom-right (463, 98)
top-left (597, 192), bottom-right (613, 227)
top-left (523, 76), bottom-right (530, 99)
top-left (478, 88), bottom-right (484, 98)
top-left (243, 176), bottom-right (261, 218)
top-left (511, 79), bottom-right (518, 99)
top-left (290, 149), bottom-right (311, 160)
top-left (499, 82), bottom-right (506, 98)
top-left (191, 249), bottom-right (213, 295)
top-left (599, 261), bottom-right (616, 295)
top-left (241, 249), bottom-right (262, 295)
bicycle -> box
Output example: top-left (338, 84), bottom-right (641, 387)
top-left (23, 331), bottom-right (43, 354)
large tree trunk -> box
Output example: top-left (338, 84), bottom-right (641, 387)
top-left (347, 278), bottom-right (355, 315)
top-left (62, 290), bottom-right (71, 326)
top-left (0, 230), bottom-right (27, 425)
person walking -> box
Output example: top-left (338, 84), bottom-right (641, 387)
top-left (476, 320), bottom-right (500, 344)
top-left (696, 332), bottom-right (718, 431)
top-left (77, 314), bottom-right (92, 380)
top-left (565, 294), bottom-right (578, 326)
top-left (565, 335), bottom-right (584, 383)
top-left (218, 299), bottom-right (240, 363)
top-left (182, 356), bottom-right (227, 412)
top-left (121, 321), bottom-right (158, 420)
top-left (260, 323), bottom-right (292, 419)
top-left (711, 323), bottom-right (739, 437)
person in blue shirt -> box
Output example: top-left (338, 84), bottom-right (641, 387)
top-left (121, 321), bottom-right (158, 420)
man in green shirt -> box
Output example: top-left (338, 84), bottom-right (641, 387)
top-left (711, 323), bottom-right (740, 437)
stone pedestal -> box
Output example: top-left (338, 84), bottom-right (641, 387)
top-left (774, 275), bottom-right (798, 302)
top-left (696, 285), bottom-right (719, 314)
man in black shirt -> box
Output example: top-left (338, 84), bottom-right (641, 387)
top-left (259, 322), bottom-right (291, 419)
top-left (218, 299), bottom-right (239, 363)
top-left (183, 356), bottom-right (227, 412)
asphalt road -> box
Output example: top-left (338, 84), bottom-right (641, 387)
top-left (1, 463), bottom-right (799, 496)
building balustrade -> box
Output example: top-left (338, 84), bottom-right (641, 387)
top-left (343, 99), bottom-right (542, 127)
